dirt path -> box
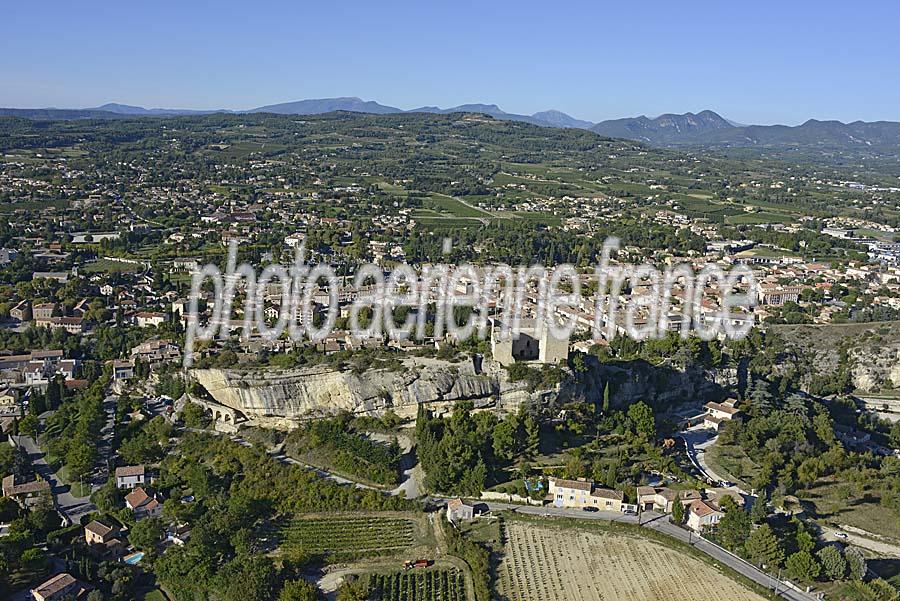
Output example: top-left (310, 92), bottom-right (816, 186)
top-left (822, 524), bottom-right (900, 557)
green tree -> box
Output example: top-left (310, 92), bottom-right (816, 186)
top-left (602, 381), bottom-right (610, 414)
top-left (180, 401), bottom-right (210, 429)
top-left (671, 497), bottom-right (685, 525)
top-left (794, 518), bottom-right (816, 554)
top-left (215, 554), bottom-right (277, 601)
top-left (336, 578), bottom-right (368, 601)
top-left (846, 547), bottom-right (867, 581)
top-left (750, 493), bottom-right (768, 524)
top-left (716, 497), bottom-right (751, 552)
top-left (816, 546), bottom-right (847, 581)
top-left (492, 419), bottom-right (517, 461)
top-left (745, 524), bottom-right (784, 568)
top-left (278, 579), bottom-right (321, 601)
top-left (627, 401), bottom-right (655, 439)
top-left (19, 414), bottom-right (39, 437)
top-left (786, 551), bottom-right (821, 582)
top-left (128, 517), bottom-right (164, 553)
top-left (524, 414), bottom-right (540, 457)
top-left (20, 547), bottom-right (47, 572)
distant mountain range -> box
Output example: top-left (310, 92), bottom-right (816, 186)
top-left (589, 110), bottom-right (734, 143)
top-left (3, 97), bottom-right (900, 153)
top-left (0, 97), bottom-right (611, 129)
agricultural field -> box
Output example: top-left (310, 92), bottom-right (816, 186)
top-left (422, 194), bottom-right (496, 219)
top-left (362, 568), bottom-right (467, 601)
top-left (278, 514), bottom-right (417, 559)
top-left (81, 258), bottom-right (144, 274)
top-left (725, 211), bottom-right (795, 225)
top-left (495, 521), bottom-right (766, 601)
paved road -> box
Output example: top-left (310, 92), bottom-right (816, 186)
top-left (11, 435), bottom-right (96, 524)
top-left (92, 394), bottom-right (118, 489)
top-left (449, 500), bottom-right (816, 601)
top-left (214, 428), bottom-right (812, 599)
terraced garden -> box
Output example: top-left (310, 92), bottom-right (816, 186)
top-left (278, 515), bottom-right (416, 559)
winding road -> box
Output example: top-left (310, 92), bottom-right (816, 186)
top-left (10, 435), bottom-right (96, 525)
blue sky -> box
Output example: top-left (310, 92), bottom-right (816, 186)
top-left (2, 1), bottom-right (898, 125)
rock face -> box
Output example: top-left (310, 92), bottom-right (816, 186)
top-left (571, 357), bottom-right (738, 411)
top-left (191, 354), bottom-right (741, 425)
top-left (771, 322), bottom-right (900, 393)
top-left (852, 345), bottom-right (900, 392)
top-left (192, 357), bottom-right (512, 422)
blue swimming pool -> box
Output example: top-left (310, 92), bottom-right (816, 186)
top-left (123, 552), bottom-right (144, 565)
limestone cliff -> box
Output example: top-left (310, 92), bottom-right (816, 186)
top-left (191, 354), bottom-right (740, 424)
top-left (191, 357), bottom-right (515, 422)
top-left (770, 322), bottom-right (900, 393)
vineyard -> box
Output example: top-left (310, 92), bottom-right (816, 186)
top-left (278, 515), bottom-right (416, 558)
top-left (496, 521), bottom-right (766, 601)
top-left (363, 569), bottom-right (467, 601)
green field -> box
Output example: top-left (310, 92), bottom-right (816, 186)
top-left (278, 515), bottom-right (416, 557)
top-left (423, 195), bottom-right (495, 218)
top-left (704, 442), bottom-right (759, 489)
top-left (81, 258), bottom-right (144, 274)
top-left (726, 211), bottom-right (795, 225)
top-left (0, 199), bottom-right (68, 213)
top-left (363, 569), bottom-right (466, 601)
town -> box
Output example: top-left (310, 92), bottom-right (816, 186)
top-left (0, 107), bottom-right (898, 601)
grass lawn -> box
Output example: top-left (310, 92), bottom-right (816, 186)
top-left (413, 215), bottom-right (483, 228)
top-left (800, 479), bottom-right (900, 541)
top-left (6, 566), bottom-right (51, 592)
top-left (735, 246), bottom-right (799, 259)
top-left (0, 199), bottom-right (68, 213)
top-left (56, 465), bottom-right (92, 497)
top-left (81, 258), bottom-right (144, 274)
top-left (704, 442), bottom-right (759, 489)
top-left (141, 590), bottom-right (168, 601)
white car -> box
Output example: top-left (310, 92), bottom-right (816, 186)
top-left (834, 532), bottom-right (849, 540)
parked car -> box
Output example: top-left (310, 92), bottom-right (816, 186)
top-left (834, 532), bottom-right (849, 540)
top-left (582, 506), bottom-right (599, 513)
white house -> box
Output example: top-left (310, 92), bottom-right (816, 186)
top-left (115, 465), bottom-right (146, 490)
top-left (548, 477), bottom-right (625, 512)
top-left (686, 500), bottom-right (724, 532)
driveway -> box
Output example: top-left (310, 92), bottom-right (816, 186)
top-left (681, 426), bottom-right (731, 486)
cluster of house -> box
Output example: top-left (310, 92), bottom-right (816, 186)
top-left (115, 464), bottom-right (163, 520)
top-left (0, 349), bottom-right (79, 387)
top-left (9, 299), bottom-right (90, 334)
top-left (111, 339), bottom-right (182, 382)
top-left (547, 476), bottom-right (745, 533)
top-left (0, 350), bottom-right (84, 428)
top-left (22, 463), bottom-right (189, 600)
